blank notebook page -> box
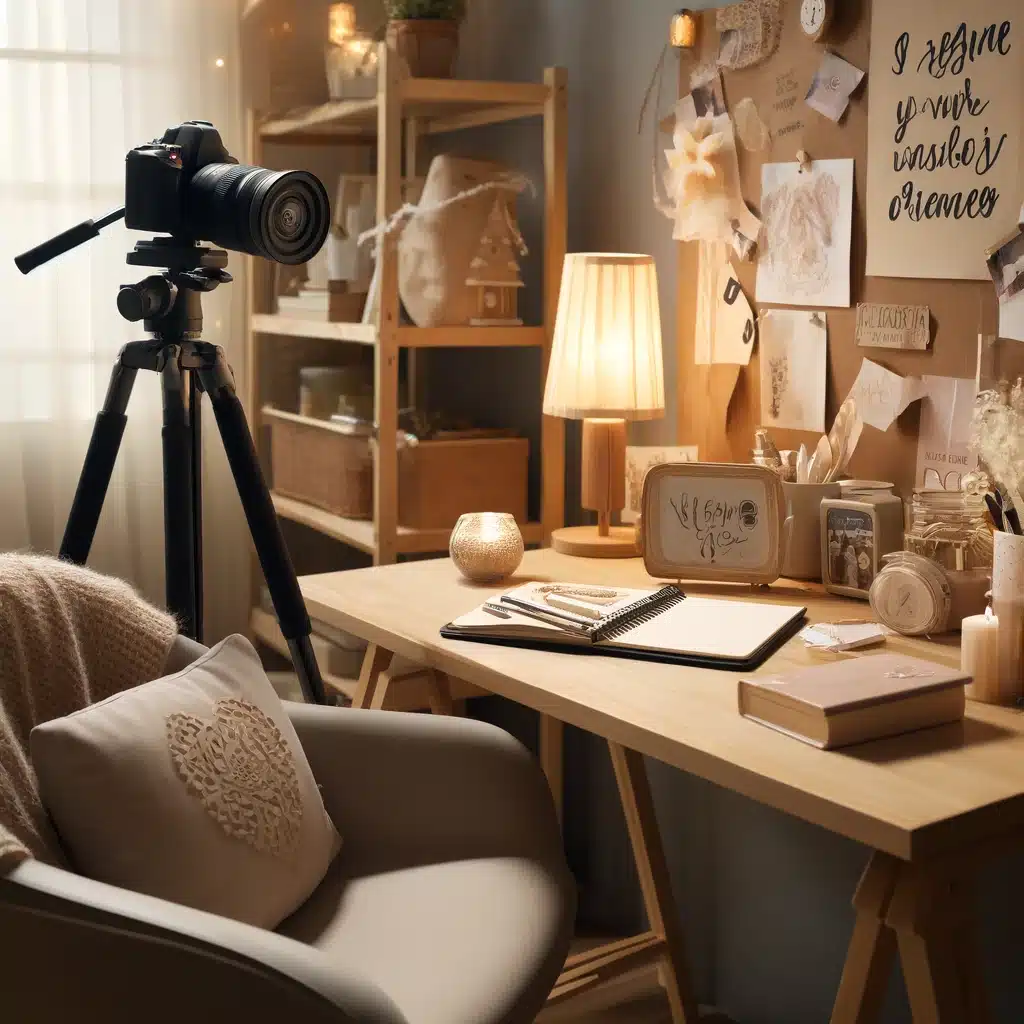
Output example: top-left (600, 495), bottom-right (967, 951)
top-left (604, 596), bottom-right (804, 660)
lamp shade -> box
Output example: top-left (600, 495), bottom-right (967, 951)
top-left (543, 253), bottom-right (665, 421)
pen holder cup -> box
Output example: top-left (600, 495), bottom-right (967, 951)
top-left (992, 531), bottom-right (1024, 705)
top-left (782, 482), bottom-right (841, 581)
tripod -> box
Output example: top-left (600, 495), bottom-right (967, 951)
top-left (61, 236), bottom-right (326, 705)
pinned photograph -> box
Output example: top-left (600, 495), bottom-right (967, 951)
top-left (986, 228), bottom-right (1024, 305)
top-left (624, 446), bottom-right (699, 523)
top-left (805, 51), bottom-right (865, 123)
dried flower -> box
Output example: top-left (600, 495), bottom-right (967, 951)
top-left (970, 385), bottom-right (1024, 506)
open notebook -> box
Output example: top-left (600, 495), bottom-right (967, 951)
top-left (441, 582), bottom-right (807, 670)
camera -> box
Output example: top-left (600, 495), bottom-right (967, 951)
top-left (125, 120), bottom-right (330, 265)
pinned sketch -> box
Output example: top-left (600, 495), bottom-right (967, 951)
top-left (624, 445), bottom-right (699, 524)
top-left (758, 310), bottom-right (827, 433)
top-left (856, 303), bottom-right (930, 350)
top-left (986, 228), bottom-right (1024, 304)
top-left (845, 358), bottom-right (924, 432)
top-left (756, 158), bottom-right (854, 308)
top-left (694, 247), bottom-right (757, 366)
top-left (805, 51), bottom-right (865, 123)
top-left (915, 376), bottom-right (978, 491)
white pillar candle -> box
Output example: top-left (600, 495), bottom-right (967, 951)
top-left (962, 607), bottom-right (1002, 705)
top-left (992, 532), bottom-right (1024, 706)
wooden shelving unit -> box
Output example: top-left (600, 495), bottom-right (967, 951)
top-left (245, 44), bottom-right (567, 573)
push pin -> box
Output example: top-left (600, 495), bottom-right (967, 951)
top-left (797, 149), bottom-right (813, 173)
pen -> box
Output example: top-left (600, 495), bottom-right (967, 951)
top-left (985, 492), bottom-right (1005, 532)
top-left (483, 602), bottom-right (512, 619)
top-left (498, 596), bottom-right (592, 634)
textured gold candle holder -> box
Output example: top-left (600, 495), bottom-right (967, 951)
top-left (449, 512), bottom-right (524, 583)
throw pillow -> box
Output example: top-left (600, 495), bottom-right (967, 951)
top-left (31, 634), bottom-right (341, 930)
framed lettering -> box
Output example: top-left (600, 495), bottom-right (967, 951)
top-left (866, 2), bottom-right (1024, 280)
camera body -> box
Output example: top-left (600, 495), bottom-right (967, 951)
top-left (125, 121), bottom-right (236, 238)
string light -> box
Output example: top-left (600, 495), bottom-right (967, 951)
top-left (214, 57), bottom-right (225, 68)
top-left (669, 9), bottom-right (699, 49)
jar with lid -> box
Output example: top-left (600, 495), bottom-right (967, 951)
top-left (904, 489), bottom-right (993, 571)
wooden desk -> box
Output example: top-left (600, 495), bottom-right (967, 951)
top-left (301, 549), bottom-right (1024, 1023)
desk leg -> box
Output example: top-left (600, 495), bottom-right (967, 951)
top-left (608, 742), bottom-right (699, 1024)
top-left (539, 715), bottom-right (564, 824)
top-left (887, 862), bottom-right (990, 1024)
top-left (830, 853), bottom-right (900, 1024)
top-left (353, 644), bottom-right (393, 709)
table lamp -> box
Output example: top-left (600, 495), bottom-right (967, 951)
top-left (543, 253), bottom-right (665, 557)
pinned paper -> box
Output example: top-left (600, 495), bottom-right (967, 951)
top-left (855, 303), bottom-right (930, 350)
top-left (845, 358), bottom-right (923, 432)
top-left (986, 228), bottom-right (1024, 305)
top-left (999, 289), bottom-right (1024, 342)
top-left (695, 247), bottom-right (757, 366)
top-left (756, 158), bottom-right (854, 308)
top-left (674, 71), bottom-right (726, 132)
top-left (758, 310), bottom-right (827, 433)
top-left (734, 97), bottom-right (771, 151)
top-left (914, 377), bottom-right (979, 491)
top-left (805, 51), bottom-right (865, 123)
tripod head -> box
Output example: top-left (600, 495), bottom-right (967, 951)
top-left (117, 237), bottom-right (232, 338)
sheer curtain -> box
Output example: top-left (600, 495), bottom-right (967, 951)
top-left (0, 0), bottom-right (250, 640)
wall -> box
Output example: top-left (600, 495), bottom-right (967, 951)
top-left (460, 4), bottom-right (1024, 1022)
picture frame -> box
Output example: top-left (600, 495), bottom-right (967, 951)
top-left (640, 463), bottom-right (790, 586)
top-left (820, 494), bottom-right (904, 600)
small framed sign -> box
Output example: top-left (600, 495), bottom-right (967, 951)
top-left (641, 463), bottom-right (790, 585)
top-left (821, 489), bottom-right (904, 599)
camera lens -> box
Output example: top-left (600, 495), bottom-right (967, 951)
top-left (186, 163), bottom-right (330, 264)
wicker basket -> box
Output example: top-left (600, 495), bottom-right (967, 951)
top-left (266, 408), bottom-right (373, 519)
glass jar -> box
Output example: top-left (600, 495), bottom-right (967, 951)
top-left (904, 490), bottom-right (993, 571)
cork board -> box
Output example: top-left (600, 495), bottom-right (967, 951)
top-left (675, 0), bottom-right (1024, 496)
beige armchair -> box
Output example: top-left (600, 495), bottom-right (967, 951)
top-left (0, 640), bottom-right (575, 1024)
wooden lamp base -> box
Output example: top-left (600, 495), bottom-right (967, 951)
top-left (551, 417), bottom-right (638, 559)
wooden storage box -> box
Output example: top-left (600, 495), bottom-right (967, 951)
top-left (265, 408), bottom-right (529, 529)
top-left (399, 436), bottom-right (529, 529)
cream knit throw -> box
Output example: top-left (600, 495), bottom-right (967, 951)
top-left (0, 554), bottom-right (177, 871)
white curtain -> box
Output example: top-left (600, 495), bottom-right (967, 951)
top-left (0, 0), bottom-right (250, 640)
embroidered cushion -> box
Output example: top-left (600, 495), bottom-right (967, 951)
top-left (30, 635), bottom-right (341, 929)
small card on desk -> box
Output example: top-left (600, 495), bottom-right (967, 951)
top-left (738, 654), bottom-right (969, 749)
top-left (442, 582), bottom-right (807, 671)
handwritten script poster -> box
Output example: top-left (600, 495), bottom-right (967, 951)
top-left (866, 2), bottom-right (1024, 280)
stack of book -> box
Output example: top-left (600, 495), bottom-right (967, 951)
top-left (276, 282), bottom-right (366, 322)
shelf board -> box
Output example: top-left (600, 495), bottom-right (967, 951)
top-left (251, 314), bottom-right (377, 345)
top-left (252, 314), bottom-right (544, 349)
top-left (395, 325), bottom-right (546, 348)
top-left (259, 76), bottom-right (548, 141)
top-left (249, 607), bottom-right (358, 702)
top-left (271, 491), bottom-right (543, 554)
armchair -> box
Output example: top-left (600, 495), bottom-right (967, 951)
top-left (0, 639), bottom-right (575, 1024)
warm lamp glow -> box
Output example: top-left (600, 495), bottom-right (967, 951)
top-left (670, 9), bottom-right (699, 48)
top-left (329, 2), bottom-right (357, 46)
top-left (543, 253), bottom-right (665, 422)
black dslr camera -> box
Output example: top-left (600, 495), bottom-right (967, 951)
top-left (125, 120), bottom-right (329, 265)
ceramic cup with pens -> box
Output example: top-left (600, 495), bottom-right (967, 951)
top-left (781, 481), bottom-right (841, 580)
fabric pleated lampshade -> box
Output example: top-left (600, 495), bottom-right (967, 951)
top-left (542, 253), bottom-right (666, 422)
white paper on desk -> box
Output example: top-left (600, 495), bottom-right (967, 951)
top-left (758, 310), bottom-right (827, 432)
top-left (1000, 288), bottom-right (1024, 342)
top-left (756, 158), bottom-right (854, 308)
top-left (845, 358), bottom-right (923, 432)
top-left (914, 376), bottom-right (978, 491)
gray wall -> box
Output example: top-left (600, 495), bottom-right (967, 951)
top-left (455, 3), bottom-right (1024, 1021)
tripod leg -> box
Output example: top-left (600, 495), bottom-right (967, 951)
top-left (188, 369), bottom-right (204, 642)
top-left (161, 357), bottom-right (197, 639)
top-left (60, 362), bottom-right (137, 565)
top-left (197, 355), bottom-right (327, 705)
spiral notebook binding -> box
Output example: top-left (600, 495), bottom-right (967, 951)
top-left (591, 585), bottom-right (685, 642)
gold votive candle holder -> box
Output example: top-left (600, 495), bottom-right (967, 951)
top-left (449, 512), bottom-right (524, 583)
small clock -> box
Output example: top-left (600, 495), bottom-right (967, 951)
top-left (800, 0), bottom-right (833, 41)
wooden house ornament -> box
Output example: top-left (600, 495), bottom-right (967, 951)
top-left (467, 194), bottom-right (526, 326)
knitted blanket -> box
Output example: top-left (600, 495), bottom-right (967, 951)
top-left (0, 554), bottom-right (177, 871)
